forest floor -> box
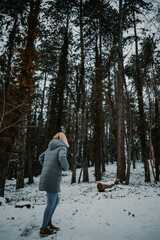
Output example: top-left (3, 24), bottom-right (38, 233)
top-left (0, 162), bottom-right (160, 240)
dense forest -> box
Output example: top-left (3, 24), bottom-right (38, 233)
top-left (0, 0), bottom-right (160, 197)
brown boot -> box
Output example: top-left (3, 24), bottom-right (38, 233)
top-left (40, 226), bottom-right (56, 237)
top-left (48, 222), bottom-right (60, 231)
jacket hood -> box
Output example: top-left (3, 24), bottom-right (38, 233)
top-left (48, 139), bottom-right (68, 150)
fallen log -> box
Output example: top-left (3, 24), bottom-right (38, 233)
top-left (15, 201), bottom-right (32, 209)
top-left (97, 182), bottom-right (114, 192)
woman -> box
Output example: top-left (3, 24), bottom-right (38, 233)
top-left (39, 132), bottom-right (69, 237)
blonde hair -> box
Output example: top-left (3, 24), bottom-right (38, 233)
top-left (53, 132), bottom-right (69, 147)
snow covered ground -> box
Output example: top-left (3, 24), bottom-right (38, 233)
top-left (0, 162), bottom-right (160, 240)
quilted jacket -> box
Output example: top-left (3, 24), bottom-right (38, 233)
top-left (39, 139), bottom-right (69, 193)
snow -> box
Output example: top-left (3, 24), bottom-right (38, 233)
top-left (0, 162), bottom-right (160, 240)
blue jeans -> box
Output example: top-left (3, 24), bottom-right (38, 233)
top-left (42, 192), bottom-right (59, 227)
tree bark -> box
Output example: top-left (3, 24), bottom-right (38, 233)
top-left (79, 0), bottom-right (89, 182)
top-left (26, 111), bottom-right (34, 184)
top-left (151, 98), bottom-right (160, 181)
top-left (92, 36), bottom-right (103, 181)
top-left (0, 157), bottom-right (9, 197)
top-left (154, 98), bottom-right (160, 181)
top-left (133, 10), bottom-right (150, 182)
top-left (56, 31), bottom-right (68, 132)
top-left (16, 129), bottom-right (25, 189)
top-left (71, 68), bottom-right (81, 184)
top-left (117, 0), bottom-right (125, 182)
top-left (124, 78), bottom-right (132, 185)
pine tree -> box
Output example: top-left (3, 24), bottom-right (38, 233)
top-left (0, 0), bottom-right (41, 194)
top-left (116, 0), bottom-right (125, 182)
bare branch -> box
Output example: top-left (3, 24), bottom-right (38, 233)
top-left (3, 101), bottom-right (26, 116)
top-left (0, 119), bottom-right (22, 133)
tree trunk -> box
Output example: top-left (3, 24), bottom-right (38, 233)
top-left (71, 68), bottom-right (81, 183)
top-left (149, 103), bottom-right (157, 184)
top-left (152, 98), bottom-right (160, 181)
top-left (0, 157), bottom-right (9, 197)
top-left (124, 78), bottom-right (132, 185)
top-left (47, 30), bottom-right (69, 138)
top-left (154, 98), bottom-right (160, 181)
top-left (82, 107), bottom-right (89, 182)
top-left (92, 36), bottom-right (103, 181)
top-left (26, 111), bottom-right (34, 184)
top-left (133, 10), bottom-right (150, 182)
top-left (71, 110), bottom-right (79, 184)
top-left (99, 29), bottom-right (105, 173)
top-left (47, 83), bottom-right (57, 139)
top-left (37, 71), bottom-right (47, 157)
top-left (56, 31), bottom-right (68, 132)
top-left (16, 129), bottom-right (25, 189)
top-left (117, 0), bottom-right (125, 182)
top-left (5, 17), bottom-right (17, 92)
top-left (106, 68), bottom-right (117, 164)
top-left (79, 0), bottom-right (89, 182)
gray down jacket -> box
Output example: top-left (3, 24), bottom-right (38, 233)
top-left (39, 139), bottom-right (69, 193)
